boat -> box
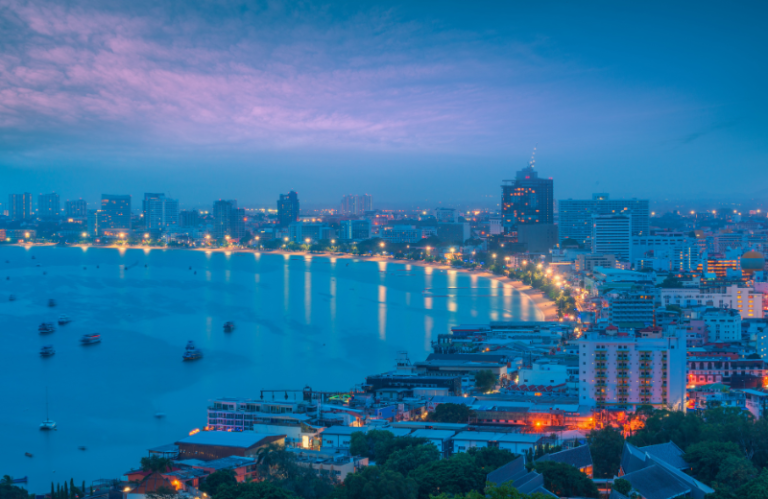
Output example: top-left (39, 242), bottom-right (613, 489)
top-left (48, 299), bottom-right (56, 307)
top-left (80, 334), bottom-right (101, 345)
top-left (8, 294), bottom-right (15, 302)
top-left (39, 322), bottom-right (55, 334)
top-left (223, 321), bottom-right (236, 333)
top-left (154, 413), bottom-right (166, 419)
top-left (183, 341), bottom-right (203, 361)
top-left (58, 314), bottom-right (72, 325)
top-left (24, 453), bottom-right (33, 458)
top-left (12, 476), bottom-right (28, 482)
top-left (40, 388), bottom-right (56, 431)
top-left (78, 446), bottom-right (87, 451)
top-left (40, 345), bottom-right (55, 357)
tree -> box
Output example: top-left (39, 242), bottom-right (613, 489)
top-left (215, 482), bottom-right (300, 499)
top-left (612, 478), bottom-right (632, 496)
top-left (628, 410), bottom-right (703, 449)
top-left (349, 430), bottom-right (396, 462)
top-left (735, 468), bottom-right (768, 499)
top-left (587, 426), bottom-right (624, 478)
top-left (339, 466), bottom-right (417, 499)
top-left (431, 482), bottom-right (546, 499)
top-left (0, 480), bottom-right (29, 499)
top-left (374, 436), bottom-right (430, 467)
top-left (200, 470), bottom-right (237, 497)
top-left (467, 447), bottom-right (518, 474)
top-left (383, 444), bottom-right (440, 476)
top-left (409, 452), bottom-right (486, 499)
top-left (714, 454), bottom-right (757, 492)
top-left (684, 441), bottom-right (742, 483)
top-left (474, 370), bottom-right (497, 393)
top-left (534, 461), bottom-right (599, 498)
top-left (427, 403), bottom-right (474, 423)
top-left (140, 456), bottom-right (173, 473)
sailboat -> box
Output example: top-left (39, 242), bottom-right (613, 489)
top-left (40, 388), bottom-right (56, 431)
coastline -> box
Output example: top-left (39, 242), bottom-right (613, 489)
top-left (8, 243), bottom-right (558, 321)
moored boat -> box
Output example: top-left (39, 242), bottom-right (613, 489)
top-left (58, 314), bottom-right (72, 325)
top-left (80, 333), bottom-right (101, 345)
top-left (48, 299), bottom-right (56, 307)
top-left (39, 322), bottom-right (55, 334)
top-left (183, 341), bottom-right (203, 361)
top-left (223, 321), bottom-right (236, 333)
top-left (40, 345), bottom-right (55, 357)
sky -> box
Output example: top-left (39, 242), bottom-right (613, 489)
top-left (1, 0), bottom-right (767, 209)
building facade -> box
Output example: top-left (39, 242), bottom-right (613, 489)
top-left (339, 219), bottom-right (372, 241)
top-left (661, 285), bottom-right (763, 319)
top-left (592, 214), bottom-right (632, 261)
top-left (340, 194), bottom-right (372, 216)
top-left (558, 194), bottom-right (650, 249)
top-left (8, 193), bottom-right (33, 220)
top-left (38, 193), bottom-right (60, 218)
top-left (701, 308), bottom-right (742, 342)
top-left (278, 191), bottom-right (300, 227)
top-left (578, 330), bottom-right (687, 410)
top-left (99, 194), bottom-right (132, 230)
top-left (501, 163), bottom-right (553, 233)
top-left (66, 199), bottom-right (87, 218)
top-left (213, 200), bottom-right (244, 240)
top-left (143, 193), bottom-right (179, 230)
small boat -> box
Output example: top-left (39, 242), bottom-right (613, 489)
top-left (12, 476), bottom-right (28, 482)
top-left (39, 322), bottom-right (56, 334)
top-left (8, 294), bottom-right (15, 302)
top-left (154, 413), bottom-right (166, 419)
top-left (24, 453), bottom-right (33, 458)
top-left (32, 255), bottom-right (36, 260)
top-left (40, 345), bottom-right (55, 357)
top-left (40, 388), bottom-right (56, 431)
top-left (183, 341), bottom-right (203, 361)
top-left (80, 334), bottom-right (101, 345)
top-left (58, 315), bottom-right (72, 325)
top-left (48, 299), bottom-right (56, 307)
top-left (78, 446), bottom-right (86, 451)
top-left (223, 321), bottom-right (236, 333)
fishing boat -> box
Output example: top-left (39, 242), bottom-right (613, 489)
top-left (183, 341), bottom-right (203, 361)
top-left (40, 388), bottom-right (56, 431)
top-left (80, 333), bottom-right (101, 345)
top-left (223, 321), bottom-right (236, 333)
top-left (58, 314), bottom-right (72, 325)
top-left (39, 322), bottom-right (55, 334)
top-left (40, 345), bottom-right (55, 357)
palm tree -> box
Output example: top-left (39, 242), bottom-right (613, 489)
top-left (1, 475), bottom-right (13, 486)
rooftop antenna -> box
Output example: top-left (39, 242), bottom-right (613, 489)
top-left (529, 147), bottom-right (537, 168)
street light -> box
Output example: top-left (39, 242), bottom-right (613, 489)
top-left (144, 233), bottom-right (149, 239)
top-left (81, 232), bottom-right (87, 238)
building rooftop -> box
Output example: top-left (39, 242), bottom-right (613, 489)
top-left (176, 431), bottom-right (283, 448)
top-left (409, 429), bottom-right (457, 441)
top-left (452, 431), bottom-right (545, 443)
top-left (321, 426), bottom-right (368, 436)
top-left (536, 445), bottom-right (593, 469)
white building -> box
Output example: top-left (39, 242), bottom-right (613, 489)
top-left (701, 308), bottom-right (741, 342)
top-left (339, 219), bottom-right (372, 241)
top-left (661, 285), bottom-right (763, 319)
top-left (143, 193), bottom-right (179, 230)
top-left (631, 235), bottom-right (701, 272)
top-left (451, 431), bottom-right (548, 454)
top-left (592, 214), bottom-right (632, 262)
top-left (434, 208), bottom-right (458, 224)
top-left (577, 329), bottom-right (687, 411)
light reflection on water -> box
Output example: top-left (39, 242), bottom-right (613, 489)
top-left (0, 246), bottom-right (542, 492)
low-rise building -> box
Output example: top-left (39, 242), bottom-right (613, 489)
top-left (286, 447), bottom-right (368, 481)
top-left (451, 431), bottom-right (550, 454)
top-left (175, 432), bottom-right (286, 461)
top-left (661, 285), bottom-right (763, 319)
top-left (702, 308), bottom-right (742, 342)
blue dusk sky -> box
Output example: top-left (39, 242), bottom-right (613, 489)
top-left (0, 0), bottom-right (766, 208)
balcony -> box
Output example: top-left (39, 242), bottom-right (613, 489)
top-left (640, 373), bottom-right (653, 379)
top-left (617, 363), bottom-right (630, 370)
top-left (596, 363), bottom-right (608, 370)
top-left (596, 373), bottom-right (608, 379)
top-left (617, 373), bottom-right (630, 379)
top-left (595, 354), bottom-right (608, 361)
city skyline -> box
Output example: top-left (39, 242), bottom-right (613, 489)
top-left (1, 1), bottom-right (767, 205)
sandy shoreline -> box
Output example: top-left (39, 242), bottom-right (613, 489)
top-left (10, 243), bottom-right (559, 321)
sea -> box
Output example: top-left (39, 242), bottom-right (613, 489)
top-left (0, 245), bottom-right (542, 492)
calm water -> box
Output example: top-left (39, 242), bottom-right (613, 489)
top-left (0, 246), bottom-right (542, 491)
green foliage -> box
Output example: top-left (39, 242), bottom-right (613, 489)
top-left (533, 461), bottom-right (599, 498)
top-left (383, 444), bottom-right (440, 476)
top-left (376, 437), bottom-right (432, 467)
top-left (474, 370), bottom-right (497, 393)
top-left (0, 477), bottom-right (29, 499)
top-left (587, 426), bottom-right (625, 478)
top-left (338, 466), bottom-right (417, 499)
top-left (140, 456), bottom-right (173, 473)
top-left (430, 482), bottom-right (546, 499)
top-left (612, 478), bottom-right (632, 496)
top-left (252, 448), bottom-right (336, 499)
top-left (627, 409), bottom-right (703, 449)
top-left (215, 482), bottom-right (300, 499)
top-left (665, 304), bottom-right (683, 314)
top-left (427, 403), bottom-right (474, 423)
top-left (735, 468), bottom-right (768, 499)
top-left (715, 454), bottom-right (757, 491)
top-left (684, 441), bottom-right (742, 483)
top-left (348, 430), bottom-right (431, 466)
top-left (659, 276), bottom-right (684, 288)
top-left (467, 446), bottom-right (518, 474)
top-left (409, 452), bottom-right (485, 499)
top-left (200, 469), bottom-right (237, 497)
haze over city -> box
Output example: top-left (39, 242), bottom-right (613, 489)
top-left (2, 0), bottom-right (767, 207)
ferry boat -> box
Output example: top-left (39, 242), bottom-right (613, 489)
top-left (80, 334), bottom-right (101, 345)
top-left (223, 321), bottom-right (236, 333)
top-left (183, 341), bottom-right (203, 361)
top-left (39, 323), bottom-right (55, 334)
top-left (58, 315), bottom-right (72, 325)
top-left (40, 345), bottom-right (55, 357)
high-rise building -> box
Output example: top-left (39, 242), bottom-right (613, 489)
top-left (578, 328), bottom-right (687, 411)
top-left (38, 193), bottom-right (60, 218)
top-left (340, 194), bottom-right (373, 216)
top-left (8, 193), bottom-right (33, 221)
top-left (339, 219), bottom-right (372, 241)
top-left (501, 161), bottom-right (553, 233)
top-left (99, 194), bottom-right (132, 230)
top-left (558, 194), bottom-right (649, 249)
top-left (278, 192), bottom-right (300, 227)
top-left (592, 214), bottom-right (632, 261)
top-left (87, 210), bottom-right (101, 236)
top-left (434, 208), bottom-right (457, 224)
top-left (179, 210), bottom-right (201, 228)
top-left (212, 200), bottom-right (245, 240)
top-left (143, 193), bottom-right (179, 230)
top-left (66, 199), bottom-right (88, 218)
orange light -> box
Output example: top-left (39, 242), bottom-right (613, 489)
top-left (189, 428), bottom-right (200, 436)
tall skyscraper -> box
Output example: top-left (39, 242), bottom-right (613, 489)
top-left (340, 194), bottom-right (373, 216)
top-left (501, 160), bottom-right (553, 234)
top-left (212, 200), bottom-right (245, 240)
top-left (8, 193), bottom-right (33, 221)
top-left (179, 210), bottom-right (201, 228)
top-left (143, 193), bottom-right (179, 230)
top-left (100, 194), bottom-right (132, 230)
top-left (38, 193), bottom-right (60, 218)
top-left (559, 194), bottom-right (649, 249)
top-left (592, 214), bottom-right (632, 261)
top-left (278, 191), bottom-right (300, 227)
top-left (66, 199), bottom-right (88, 218)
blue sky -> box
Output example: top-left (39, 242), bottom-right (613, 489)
top-left (1, 0), bottom-right (766, 208)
